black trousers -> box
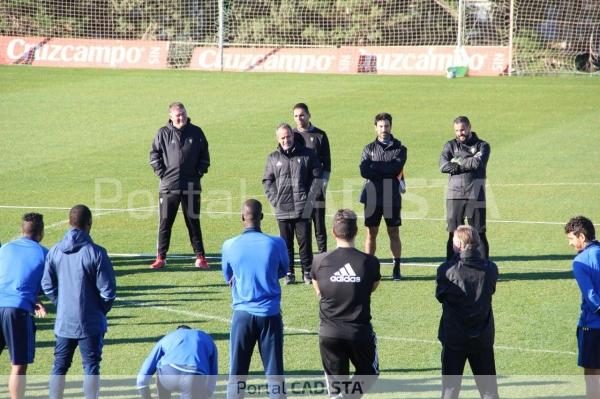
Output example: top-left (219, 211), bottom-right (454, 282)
top-left (277, 218), bottom-right (312, 275)
top-left (446, 199), bottom-right (488, 260)
top-left (441, 345), bottom-right (499, 399)
top-left (319, 334), bottom-right (379, 399)
top-left (157, 190), bottom-right (204, 257)
top-left (312, 192), bottom-right (327, 253)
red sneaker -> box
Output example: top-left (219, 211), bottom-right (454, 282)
top-left (150, 257), bottom-right (166, 269)
top-left (195, 254), bottom-right (209, 269)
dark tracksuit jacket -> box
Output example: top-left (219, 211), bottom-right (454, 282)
top-left (439, 132), bottom-right (490, 201)
top-left (149, 119), bottom-right (210, 193)
top-left (436, 249), bottom-right (498, 350)
top-left (262, 144), bottom-right (321, 220)
top-left (359, 135), bottom-right (407, 208)
top-left (293, 125), bottom-right (331, 178)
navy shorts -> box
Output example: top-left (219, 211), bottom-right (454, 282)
top-left (577, 326), bottom-right (600, 369)
top-left (0, 307), bottom-right (36, 365)
top-left (364, 205), bottom-right (401, 227)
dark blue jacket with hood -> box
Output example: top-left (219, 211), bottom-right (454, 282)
top-left (42, 228), bottom-right (116, 338)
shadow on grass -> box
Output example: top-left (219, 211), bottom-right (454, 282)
top-left (112, 253), bottom-right (222, 265)
top-left (382, 254), bottom-right (573, 265)
top-left (116, 289), bottom-right (216, 298)
top-left (282, 331), bottom-right (318, 337)
top-left (499, 270), bottom-right (572, 281)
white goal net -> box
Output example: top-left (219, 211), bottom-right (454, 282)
top-left (1, 0), bottom-right (598, 74)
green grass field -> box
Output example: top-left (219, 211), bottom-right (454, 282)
top-left (1, 65), bottom-right (600, 398)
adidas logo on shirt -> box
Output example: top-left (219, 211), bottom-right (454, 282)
top-left (330, 263), bottom-right (361, 283)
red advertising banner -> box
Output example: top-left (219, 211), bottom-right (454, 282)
top-left (190, 47), bottom-right (358, 74)
top-left (357, 46), bottom-right (509, 76)
top-left (190, 46), bottom-right (509, 76)
top-left (0, 36), bottom-right (169, 69)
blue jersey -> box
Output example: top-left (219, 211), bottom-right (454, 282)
top-left (136, 328), bottom-right (218, 389)
top-left (573, 241), bottom-right (600, 328)
top-left (0, 237), bottom-right (47, 312)
top-left (221, 228), bottom-right (288, 316)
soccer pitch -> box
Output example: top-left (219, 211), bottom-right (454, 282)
top-left (1, 66), bottom-right (600, 397)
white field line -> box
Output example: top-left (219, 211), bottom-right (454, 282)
top-left (200, 181), bottom-right (600, 201)
top-left (116, 298), bottom-right (575, 356)
top-left (328, 181), bottom-right (600, 192)
top-left (0, 204), bottom-right (567, 226)
top-left (108, 254), bottom-right (569, 273)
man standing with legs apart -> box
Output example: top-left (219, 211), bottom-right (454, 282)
top-left (263, 123), bottom-right (322, 285)
top-left (0, 213), bottom-right (47, 399)
top-left (439, 116), bottom-right (490, 260)
top-left (136, 325), bottom-right (218, 399)
top-left (149, 102), bottom-right (211, 269)
top-left (436, 225), bottom-right (499, 399)
top-left (359, 113), bottom-right (407, 281)
top-left (222, 199), bottom-right (288, 399)
top-left (565, 216), bottom-right (600, 399)
top-left (42, 205), bottom-right (117, 399)
top-left (311, 209), bottom-right (380, 399)
top-left (292, 103), bottom-right (331, 254)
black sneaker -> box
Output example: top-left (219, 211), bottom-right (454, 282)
top-left (392, 264), bottom-right (401, 281)
top-left (285, 273), bottom-right (296, 285)
top-left (303, 274), bottom-right (312, 285)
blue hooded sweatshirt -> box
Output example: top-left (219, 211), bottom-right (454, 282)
top-left (42, 228), bottom-right (116, 338)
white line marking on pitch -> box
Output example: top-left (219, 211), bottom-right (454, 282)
top-left (116, 299), bottom-right (575, 356)
top-left (108, 253), bottom-right (570, 272)
top-left (0, 204), bottom-right (568, 226)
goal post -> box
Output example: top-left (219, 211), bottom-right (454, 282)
top-left (1, 0), bottom-right (598, 74)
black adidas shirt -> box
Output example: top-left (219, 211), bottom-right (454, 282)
top-left (311, 247), bottom-right (381, 340)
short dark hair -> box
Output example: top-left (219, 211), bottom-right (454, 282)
top-left (22, 213), bottom-right (44, 237)
top-left (177, 325), bottom-right (191, 330)
top-left (565, 216), bottom-right (596, 241)
top-left (333, 209), bottom-right (358, 240)
top-left (242, 199), bottom-right (263, 222)
top-left (453, 116), bottom-right (471, 128)
top-left (169, 102), bottom-right (185, 112)
top-left (293, 103), bottom-right (310, 114)
top-left (69, 204), bottom-right (92, 229)
top-left (374, 112), bottom-right (392, 126)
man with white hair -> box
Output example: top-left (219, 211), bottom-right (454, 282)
top-left (263, 123), bottom-right (321, 285)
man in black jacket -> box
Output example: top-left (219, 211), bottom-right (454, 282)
top-left (439, 116), bottom-right (490, 260)
top-left (311, 209), bottom-right (380, 398)
top-left (149, 102), bottom-right (210, 270)
top-left (292, 103), bottom-right (331, 254)
top-left (359, 113), bottom-right (407, 281)
top-left (436, 225), bottom-right (499, 399)
top-left (263, 123), bottom-right (321, 285)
